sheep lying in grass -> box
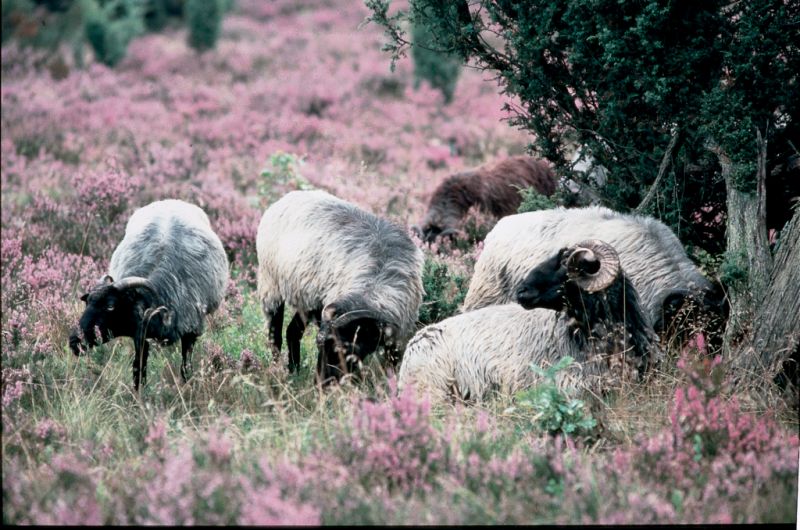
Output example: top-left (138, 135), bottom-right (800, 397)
top-left (415, 155), bottom-right (557, 244)
top-left (69, 199), bottom-right (229, 390)
top-left (463, 206), bottom-right (724, 334)
top-left (257, 190), bottom-right (424, 384)
top-left (399, 240), bottom-right (660, 403)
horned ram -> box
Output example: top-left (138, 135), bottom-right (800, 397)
top-left (69, 199), bottom-right (229, 390)
top-left (463, 206), bottom-right (724, 334)
top-left (257, 190), bottom-right (424, 383)
top-left (398, 240), bottom-right (660, 402)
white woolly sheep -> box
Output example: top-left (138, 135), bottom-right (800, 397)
top-left (463, 206), bottom-right (722, 333)
top-left (257, 190), bottom-right (424, 383)
top-left (399, 240), bottom-right (660, 403)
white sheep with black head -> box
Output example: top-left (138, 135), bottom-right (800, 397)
top-left (399, 240), bottom-right (660, 403)
top-left (463, 206), bottom-right (724, 335)
top-left (257, 190), bottom-right (424, 384)
top-left (69, 199), bottom-right (229, 390)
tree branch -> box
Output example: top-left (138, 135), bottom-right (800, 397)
top-left (636, 130), bottom-right (682, 213)
top-left (455, 0), bottom-right (511, 72)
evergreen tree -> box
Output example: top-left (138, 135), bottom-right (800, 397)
top-left (186, 0), bottom-right (223, 52)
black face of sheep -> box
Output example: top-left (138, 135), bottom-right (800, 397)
top-left (69, 275), bottom-right (172, 390)
top-left (516, 242), bottom-right (619, 311)
top-left (315, 304), bottom-right (394, 385)
top-left (515, 248), bottom-right (570, 310)
top-left (413, 218), bottom-right (459, 245)
top-left (70, 276), bottom-right (156, 354)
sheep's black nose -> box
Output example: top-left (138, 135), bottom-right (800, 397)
top-left (516, 285), bottom-right (537, 308)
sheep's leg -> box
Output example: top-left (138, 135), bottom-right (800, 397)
top-left (180, 333), bottom-right (198, 383)
top-left (132, 339), bottom-right (150, 392)
top-left (384, 344), bottom-right (402, 369)
top-left (286, 312), bottom-right (306, 372)
top-left (266, 301), bottom-right (285, 356)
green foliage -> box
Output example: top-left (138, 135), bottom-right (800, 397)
top-left (258, 151), bottom-right (315, 205)
top-left (366, 0), bottom-right (799, 252)
top-left (514, 356), bottom-right (597, 437)
top-left (185, 0), bottom-right (223, 52)
top-left (517, 186), bottom-right (558, 214)
top-left (3, 0), bottom-right (228, 68)
top-left (411, 8), bottom-right (461, 104)
top-left (2, 0), bottom-right (84, 52)
top-left (689, 246), bottom-right (724, 279)
top-left (418, 256), bottom-right (468, 326)
top-left (83, 0), bottom-right (145, 67)
top-left (719, 249), bottom-right (748, 289)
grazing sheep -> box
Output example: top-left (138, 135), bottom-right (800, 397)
top-left (69, 199), bottom-right (229, 390)
top-left (415, 155), bottom-right (557, 243)
top-left (257, 190), bottom-right (424, 383)
top-left (399, 240), bottom-right (660, 402)
top-left (463, 206), bottom-right (722, 334)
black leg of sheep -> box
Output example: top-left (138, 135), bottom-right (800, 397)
top-left (180, 333), bottom-right (198, 383)
top-left (132, 340), bottom-right (150, 392)
top-left (286, 312), bottom-right (306, 373)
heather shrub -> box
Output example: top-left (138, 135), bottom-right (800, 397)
top-left (185, 0), bottom-right (223, 52)
top-left (329, 380), bottom-right (451, 496)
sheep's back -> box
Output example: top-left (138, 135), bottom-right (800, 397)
top-left (109, 200), bottom-right (229, 335)
top-left (400, 304), bottom-right (579, 401)
top-left (257, 191), bottom-right (423, 327)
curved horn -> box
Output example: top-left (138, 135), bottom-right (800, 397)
top-left (113, 276), bottom-right (157, 294)
top-left (332, 309), bottom-right (383, 327)
top-left (566, 239), bottom-right (620, 293)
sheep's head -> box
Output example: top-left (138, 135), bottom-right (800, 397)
top-left (69, 276), bottom-right (160, 355)
top-left (516, 240), bottom-right (620, 311)
top-left (414, 210), bottom-right (460, 245)
top-left (316, 298), bottom-right (397, 384)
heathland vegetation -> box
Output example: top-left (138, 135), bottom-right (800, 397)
top-left (2, 0), bottom-right (797, 524)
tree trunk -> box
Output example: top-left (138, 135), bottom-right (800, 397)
top-left (711, 129), bottom-right (773, 353)
top-left (712, 125), bottom-right (799, 387)
top-left (732, 208), bottom-right (800, 384)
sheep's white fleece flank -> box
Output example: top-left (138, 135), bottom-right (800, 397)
top-left (399, 304), bottom-right (607, 402)
top-left (463, 206), bottom-right (711, 324)
top-left (108, 199), bottom-right (229, 337)
top-left (256, 190), bottom-right (424, 345)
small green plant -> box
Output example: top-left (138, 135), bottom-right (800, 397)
top-left (185, 0), bottom-right (222, 52)
top-left (418, 256), bottom-right (468, 326)
top-left (718, 248), bottom-right (748, 289)
top-left (517, 186), bottom-right (558, 214)
top-left (514, 356), bottom-right (597, 437)
top-left (258, 151), bottom-right (314, 205)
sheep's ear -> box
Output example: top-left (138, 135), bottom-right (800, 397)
top-left (80, 293), bottom-right (89, 303)
top-left (102, 274), bottom-right (114, 284)
top-left (322, 304), bottom-right (338, 322)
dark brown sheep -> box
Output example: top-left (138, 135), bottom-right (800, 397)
top-left (415, 155), bottom-right (557, 243)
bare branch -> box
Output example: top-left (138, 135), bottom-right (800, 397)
top-left (636, 131), bottom-right (682, 213)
